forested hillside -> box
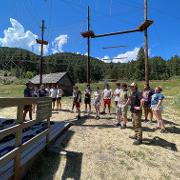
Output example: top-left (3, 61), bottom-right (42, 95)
top-left (0, 47), bottom-right (179, 83)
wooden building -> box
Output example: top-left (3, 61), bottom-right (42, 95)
top-left (30, 72), bottom-right (74, 96)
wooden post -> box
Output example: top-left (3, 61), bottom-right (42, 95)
top-left (46, 117), bottom-right (50, 145)
top-left (144, 0), bottom-right (149, 85)
top-left (36, 20), bottom-right (48, 85)
top-left (14, 105), bottom-right (24, 180)
top-left (87, 6), bottom-right (90, 86)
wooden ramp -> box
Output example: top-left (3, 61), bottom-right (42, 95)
top-left (0, 97), bottom-right (72, 180)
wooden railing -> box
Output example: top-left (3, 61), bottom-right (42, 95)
top-left (0, 97), bottom-right (52, 180)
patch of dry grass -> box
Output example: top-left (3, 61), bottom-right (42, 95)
top-left (24, 98), bottom-right (180, 180)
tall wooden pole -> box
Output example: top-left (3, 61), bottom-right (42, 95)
top-left (144, 0), bottom-right (149, 85)
top-left (87, 6), bottom-right (90, 85)
top-left (40, 19), bottom-right (45, 85)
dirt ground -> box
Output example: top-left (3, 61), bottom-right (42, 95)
top-left (24, 99), bottom-right (180, 180)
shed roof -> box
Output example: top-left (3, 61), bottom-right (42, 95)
top-left (30, 72), bottom-right (68, 84)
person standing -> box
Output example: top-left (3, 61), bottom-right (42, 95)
top-left (84, 84), bottom-right (91, 114)
top-left (71, 86), bottom-right (77, 112)
top-left (23, 82), bottom-right (33, 120)
top-left (32, 86), bottom-right (38, 113)
top-left (50, 85), bottom-right (57, 111)
top-left (116, 83), bottom-right (129, 128)
top-left (45, 85), bottom-right (50, 97)
top-left (56, 85), bottom-right (64, 111)
top-left (142, 84), bottom-right (154, 123)
top-left (102, 84), bottom-right (112, 114)
top-left (128, 82), bottom-right (143, 145)
top-left (38, 84), bottom-right (47, 97)
top-left (74, 86), bottom-right (82, 119)
top-left (93, 87), bottom-right (101, 119)
top-left (114, 83), bottom-right (121, 107)
top-left (151, 87), bottom-right (166, 133)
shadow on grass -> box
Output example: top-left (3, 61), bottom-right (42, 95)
top-left (61, 151), bottom-right (83, 180)
top-left (23, 151), bottom-right (61, 180)
top-left (143, 136), bottom-right (178, 152)
top-left (164, 119), bottom-right (180, 126)
top-left (24, 129), bottom-right (83, 180)
top-left (165, 126), bottom-right (180, 134)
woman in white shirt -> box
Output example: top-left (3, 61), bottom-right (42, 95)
top-left (113, 83), bottom-right (122, 107)
top-left (56, 85), bottom-right (64, 111)
top-left (50, 85), bottom-right (57, 111)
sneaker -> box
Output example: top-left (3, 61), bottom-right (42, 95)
top-left (115, 123), bottom-right (121, 127)
top-left (144, 119), bottom-right (148, 123)
top-left (160, 129), bottom-right (167, 133)
top-left (77, 115), bottom-right (81, 119)
top-left (121, 124), bottom-right (127, 129)
top-left (129, 135), bottom-right (137, 140)
top-left (133, 140), bottom-right (142, 145)
top-left (100, 111), bottom-right (106, 114)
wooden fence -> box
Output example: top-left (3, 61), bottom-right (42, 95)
top-left (0, 97), bottom-right (52, 180)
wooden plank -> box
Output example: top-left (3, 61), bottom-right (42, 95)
top-left (22, 119), bottom-right (45, 129)
top-left (14, 105), bottom-right (24, 180)
top-left (21, 129), bottom-right (49, 152)
top-left (0, 147), bottom-right (18, 167)
top-left (46, 117), bottom-right (51, 144)
top-left (0, 124), bottom-right (20, 140)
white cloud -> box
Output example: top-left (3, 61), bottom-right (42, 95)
top-left (100, 47), bottom-right (140, 63)
top-left (51, 34), bottom-right (68, 54)
top-left (0, 18), bottom-right (48, 55)
top-left (101, 55), bottom-right (111, 63)
top-left (112, 47), bottom-right (140, 63)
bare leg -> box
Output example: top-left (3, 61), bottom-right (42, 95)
top-left (85, 104), bottom-right (87, 113)
top-left (108, 104), bottom-right (111, 114)
top-left (148, 108), bottom-right (153, 121)
top-left (29, 108), bottom-right (33, 120)
top-left (156, 110), bottom-right (165, 129)
top-left (144, 107), bottom-right (148, 120)
top-left (153, 110), bottom-right (161, 128)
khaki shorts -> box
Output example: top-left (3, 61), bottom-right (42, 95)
top-left (117, 105), bottom-right (128, 116)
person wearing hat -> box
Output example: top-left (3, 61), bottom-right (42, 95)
top-left (128, 82), bottom-right (143, 145)
top-left (23, 82), bottom-right (34, 120)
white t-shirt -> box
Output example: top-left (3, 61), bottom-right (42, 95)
top-left (114, 88), bottom-right (122, 102)
top-left (50, 88), bottom-right (57, 98)
top-left (103, 88), bottom-right (112, 99)
top-left (94, 91), bottom-right (101, 103)
top-left (57, 88), bottom-right (63, 98)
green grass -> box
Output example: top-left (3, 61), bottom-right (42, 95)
top-left (0, 80), bottom-right (179, 109)
top-left (0, 85), bottom-right (24, 97)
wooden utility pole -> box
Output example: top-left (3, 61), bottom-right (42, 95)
top-left (144, 0), bottom-right (149, 85)
top-left (87, 6), bottom-right (90, 85)
top-left (36, 19), bottom-right (48, 85)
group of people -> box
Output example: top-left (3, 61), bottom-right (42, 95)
top-left (72, 82), bottom-right (166, 145)
top-left (23, 82), bottom-right (64, 120)
top-left (23, 81), bottom-right (166, 145)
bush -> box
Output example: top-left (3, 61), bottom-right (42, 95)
top-left (25, 71), bottom-right (34, 79)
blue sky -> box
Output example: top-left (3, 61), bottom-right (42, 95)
top-left (0, 0), bottom-right (180, 63)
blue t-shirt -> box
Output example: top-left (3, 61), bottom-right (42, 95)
top-left (151, 93), bottom-right (164, 106)
top-left (24, 88), bottom-right (33, 97)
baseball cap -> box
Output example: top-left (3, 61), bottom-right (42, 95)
top-left (129, 82), bottom-right (137, 87)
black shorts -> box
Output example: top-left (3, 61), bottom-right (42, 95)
top-left (57, 97), bottom-right (62, 101)
top-left (24, 105), bottom-right (32, 111)
top-left (52, 98), bottom-right (56, 102)
top-left (84, 98), bottom-right (91, 104)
